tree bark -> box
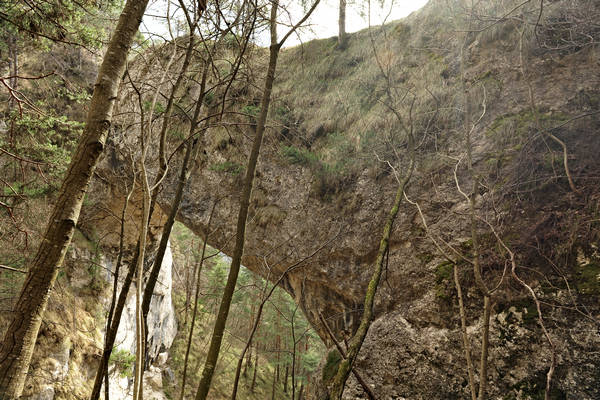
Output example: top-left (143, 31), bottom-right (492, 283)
top-left (328, 155), bottom-right (414, 399)
top-left (283, 364), bottom-right (289, 393)
top-left (243, 342), bottom-right (253, 377)
top-left (192, 5), bottom-right (281, 399)
top-left (271, 363), bottom-right (277, 400)
top-left (133, 112), bottom-right (151, 400)
top-left (250, 350), bottom-right (259, 393)
top-left (90, 248), bottom-right (138, 400)
top-left (141, 119), bottom-right (200, 363)
top-left (319, 313), bottom-right (376, 400)
top-left (478, 295), bottom-right (491, 400)
top-left (104, 180), bottom-right (135, 400)
top-left (0, 0), bottom-right (149, 397)
top-left (178, 202), bottom-right (216, 400)
top-left (7, 33), bottom-right (18, 113)
top-left (454, 264), bottom-right (477, 400)
top-left (338, 0), bottom-right (347, 49)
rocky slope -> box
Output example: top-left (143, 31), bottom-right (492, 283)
top-left (85, 0), bottom-right (600, 398)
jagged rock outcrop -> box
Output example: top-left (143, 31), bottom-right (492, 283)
top-left (88, 0), bottom-right (600, 398)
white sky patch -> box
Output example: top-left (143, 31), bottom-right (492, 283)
top-left (140, 0), bottom-right (428, 47)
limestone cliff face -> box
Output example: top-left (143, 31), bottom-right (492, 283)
top-left (90, 0), bottom-right (600, 398)
top-left (20, 237), bottom-right (177, 400)
top-left (113, 241), bottom-right (177, 362)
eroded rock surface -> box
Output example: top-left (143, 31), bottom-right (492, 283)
top-left (87, 0), bottom-right (600, 398)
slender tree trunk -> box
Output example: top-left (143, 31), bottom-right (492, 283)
top-left (133, 162), bottom-right (150, 400)
top-left (276, 332), bottom-right (280, 383)
top-left (104, 180), bottom-right (135, 399)
top-left (478, 295), bottom-right (491, 400)
top-left (319, 313), bottom-right (376, 400)
top-left (130, 66), bottom-right (153, 400)
top-left (140, 32), bottom-right (207, 368)
top-left (184, 252), bottom-right (191, 327)
top-left (454, 264), bottom-right (477, 400)
top-left (459, 15), bottom-right (493, 399)
top-left (328, 156), bottom-right (414, 399)
top-left (283, 364), bottom-right (289, 394)
top-left (192, 5), bottom-right (281, 399)
top-left (141, 134), bottom-right (200, 361)
top-left (250, 350), bottom-right (259, 393)
top-left (0, 0), bottom-right (149, 397)
top-left (90, 248), bottom-right (138, 400)
top-left (271, 364), bottom-right (277, 400)
top-left (178, 202), bottom-right (217, 400)
top-left (291, 319), bottom-right (297, 400)
top-left (7, 33), bottom-right (18, 113)
top-left (297, 382), bottom-right (304, 400)
top-left (338, 0), bottom-right (347, 49)
top-left (243, 344), bottom-right (252, 378)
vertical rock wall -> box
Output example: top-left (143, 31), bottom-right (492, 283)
top-left (21, 238), bottom-right (177, 400)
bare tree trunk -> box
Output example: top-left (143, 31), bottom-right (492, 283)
top-left (91, 248), bottom-right (138, 400)
top-left (271, 363), bottom-right (277, 400)
top-left (184, 251), bottom-right (192, 327)
top-left (250, 350), bottom-right (259, 393)
top-left (276, 334), bottom-right (280, 383)
top-left (0, 0), bottom-right (149, 397)
top-left (319, 313), bottom-right (376, 400)
top-left (141, 118), bottom-right (201, 363)
top-left (478, 295), bottom-right (491, 400)
top-left (104, 179), bottom-right (135, 399)
top-left (284, 364), bottom-right (289, 394)
top-left (458, 12), bottom-right (492, 399)
top-left (291, 310), bottom-right (297, 400)
top-left (454, 264), bottom-right (477, 400)
top-left (129, 64), bottom-right (154, 400)
top-left (178, 202), bottom-right (217, 400)
top-left (328, 153), bottom-right (414, 399)
top-left (338, 0), bottom-right (347, 49)
top-left (192, 4), bottom-right (281, 399)
top-left (133, 153), bottom-right (150, 400)
top-left (7, 33), bottom-right (18, 113)
top-left (243, 342), bottom-right (253, 378)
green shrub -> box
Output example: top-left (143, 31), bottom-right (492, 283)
top-left (281, 145), bottom-right (319, 165)
top-left (241, 104), bottom-right (260, 118)
top-left (209, 161), bottom-right (244, 175)
top-left (434, 261), bottom-right (455, 301)
top-left (435, 261), bottom-right (454, 284)
top-left (109, 349), bottom-right (136, 378)
top-left (322, 349), bottom-right (342, 384)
